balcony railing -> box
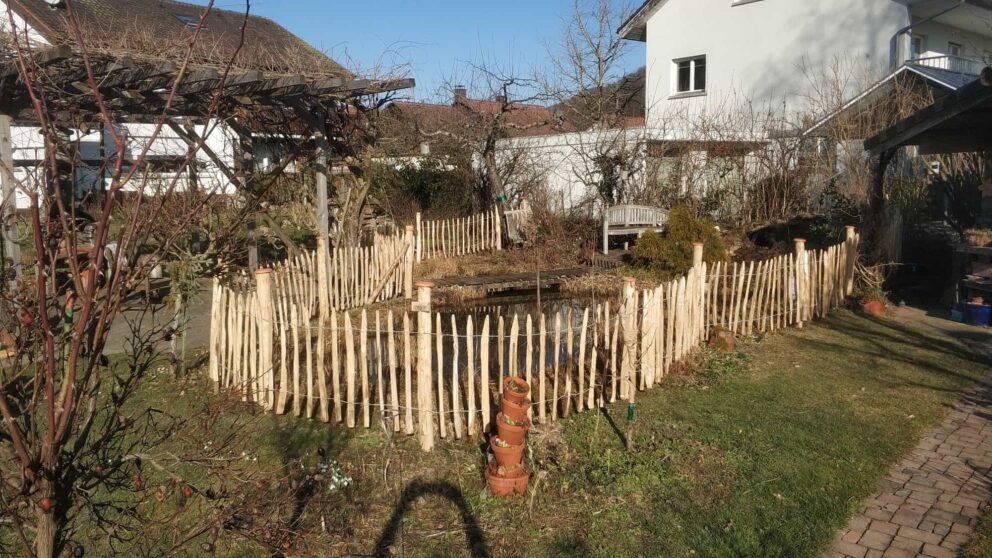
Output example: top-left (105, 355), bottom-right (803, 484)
top-left (908, 55), bottom-right (988, 76)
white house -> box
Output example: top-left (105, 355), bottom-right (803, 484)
top-left (499, 0), bottom-right (992, 213)
top-left (620, 0), bottom-right (992, 131)
top-left (0, 0), bottom-right (347, 210)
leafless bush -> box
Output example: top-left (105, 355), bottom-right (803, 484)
top-left (0, 2), bottom-right (371, 556)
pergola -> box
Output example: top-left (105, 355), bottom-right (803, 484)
top-left (860, 66), bottom-right (991, 251)
top-left (0, 44), bottom-right (414, 277)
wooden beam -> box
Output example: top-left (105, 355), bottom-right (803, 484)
top-left (314, 77), bottom-right (415, 99)
top-left (70, 57), bottom-right (136, 94)
top-left (0, 45), bottom-right (73, 80)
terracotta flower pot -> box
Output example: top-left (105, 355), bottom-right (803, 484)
top-left (862, 299), bottom-right (885, 318)
top-left (485, 461), bottom-right (530, 497)
top-left (501, 397), bottom-right (531, 423)
top-left (495, 412), bottom-right (529, 445)
top-left (502, 376), bottom-right (530, 404)
top-left (490, 437), bottom-right (525, 467)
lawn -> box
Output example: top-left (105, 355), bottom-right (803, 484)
top-left (30, 309), bottom-right (989, 557)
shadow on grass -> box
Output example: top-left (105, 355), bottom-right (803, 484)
top-left (371, 480), bottom-right (490, 558)
top-left (599, 405), bottom-right (627, 449)
top-left (794, 312), bottom-right (990, 396)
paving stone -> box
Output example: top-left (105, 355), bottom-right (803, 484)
top-left (920, 543), bottom-right (956, 558)
top-left (842, 530), bottom-right (863, 543)
top-left (889, 537), bottom-right (923, 553)
top-left (941, 531), bottom-right (969, 547)
top-left (896, 526), bottom-right (941, 545)
top-left (869, 521), bottom-right (899, 536)
top-left (859, 530), bottom-right (893, 551)
top-left (833, 541), bottom-right (869, 558)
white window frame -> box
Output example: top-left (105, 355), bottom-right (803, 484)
top-left (672, 55), bottom-right (706, 97)
top-left (948, 42), bottom-right (963, 57)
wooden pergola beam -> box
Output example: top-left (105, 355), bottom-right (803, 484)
top-left (0, 45), bottom-right (73, 80)
top-left (165, 120), bottom-right (305, 259)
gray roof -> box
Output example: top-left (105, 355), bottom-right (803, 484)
top-left (907, 64), bottom-right (980, 90)
top-left (804, 64), bottom-right (979, 136)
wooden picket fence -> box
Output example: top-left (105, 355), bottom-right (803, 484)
top-left (414, 207), bottom-right (502, 262)
top-left (208, 228), bottom-right (860, 452)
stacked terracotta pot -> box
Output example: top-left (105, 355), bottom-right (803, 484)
top-left (485, 376), bottom-right (532, 497)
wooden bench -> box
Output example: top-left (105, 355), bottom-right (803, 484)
top-left (602, 204), bottom-right (668, 254)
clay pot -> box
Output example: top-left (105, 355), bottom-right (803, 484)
top-left (502, 376), bottom-right (530, 404)
top-left (490, 437), bottom-right (525, 467)
top-left (707, 326), bottom-right (736, 352)
top-left (862, 299), bottom-right (885, 318)
top-left (485, 461), bottom-right (530, 497)
top-left (501, 397), bottom-right (531, 423)
top-left (495, 412), bottom-right (529, 445)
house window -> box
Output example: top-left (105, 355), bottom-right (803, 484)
top-left (910, 35), bottom-right (926, 59)
top-left (674, 56), bottom-right (706, 95)
top-left (948, 42), bottom-right (962, 57)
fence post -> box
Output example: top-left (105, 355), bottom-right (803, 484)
top-left (844, 226), bottom-right (857, 296)
top-left (316, 235), bottom-right (329, 318)
top-left (255, 268), bottom-right (275, 410)
top-left (794, 238), bottom-right (807, 329)
top-left (414, 281), bottom-right (435, 451)
top-left (415, 212), bottom-right (423, 262)
top-left (494, 207), bottom-right (503, 251)
top-left (621, 277), bottom-right (637, 452)
top-left (209, 277), bottom-right (221, 384)
top-left (405, 225), bottom-right (415, 300)
top-left (692, 242), bottom-right (704, 342)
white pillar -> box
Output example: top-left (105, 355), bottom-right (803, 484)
top-left (0, 114), bottom-right (21, 284)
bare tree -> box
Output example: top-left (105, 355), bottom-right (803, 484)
top-left (0, 3), bottom-right (370, 556)
top-left (542, 0), bottom-right (645, 212)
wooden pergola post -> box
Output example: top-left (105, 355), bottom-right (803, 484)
top-left (239, 134), bottom-right (259, 271)
top-left (313, 112), bottom-right (331, 243)
top-left (0, 114), bottom-right (21, 285)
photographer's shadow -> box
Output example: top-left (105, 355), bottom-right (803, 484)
top-left (372, 480), bottom-right (490, 558)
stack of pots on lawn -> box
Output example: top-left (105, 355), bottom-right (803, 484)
top-left (485, 376), bottom-right (531, 497)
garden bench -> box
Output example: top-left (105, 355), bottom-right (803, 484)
top-left (602, 204), bottom-right (668, 254)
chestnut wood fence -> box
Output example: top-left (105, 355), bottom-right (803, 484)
top-left (209, 228), bottom-right (860, 452)
top-left (414, 207), bottom-right (502, 262)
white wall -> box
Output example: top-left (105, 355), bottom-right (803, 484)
top-left (913, 20), bottom-right (992, 62)
top-left (10, 122), bottom-right (240, 209)
top-left (497, 128), bottom-right (651, 212)
top-left (642, 0), bottom-right (912, 132)
top-left (0, 0), bottom-right (50, 46)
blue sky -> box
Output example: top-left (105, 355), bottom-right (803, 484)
top-left (215, 0), bottom-right (645, 102)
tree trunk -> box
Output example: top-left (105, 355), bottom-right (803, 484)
top-left (481, 150), bottom-right (503, 209)
top-left (334, 172), bottom-right (370, 248)
top-left (35, 503), bottom-right (57, 558)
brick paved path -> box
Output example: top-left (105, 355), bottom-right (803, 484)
top-left (826, 377), bottom-right (992, 558)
